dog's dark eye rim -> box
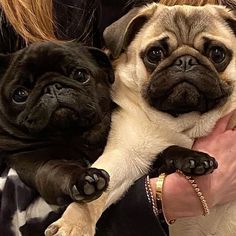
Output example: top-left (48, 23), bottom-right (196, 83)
top-left (207, 46), bottom-right (226, 64)
top-left (203, 41), bottom-right (232, 72)
top-left (140, 38), bottom-right (169, 70)
top-left (12, 87), bottom-right (29, 104)
top-left (203, 39), bottom-right (232, 64)
top-left (145, 46), bottom-right (166, 64)
top-left (70, 69), bottom-right (90, 84)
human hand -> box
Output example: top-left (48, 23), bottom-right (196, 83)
top-left (150, 111), bottom-right (236, 221)
top-left (193, 110), bottom-right (236, 207)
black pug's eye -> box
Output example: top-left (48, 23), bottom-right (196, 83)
top-left (208, 46), bottom-right (226, 64)
top-left (12, 87), bottom-right (29, 104)
top-left (71, 69), bottom-right (90, 84)
top-left (146, 47), bottom-right (164, 64)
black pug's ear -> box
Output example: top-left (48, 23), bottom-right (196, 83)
top-left (0, 54), bottom-right (12, 75)
top-left (87, 47), bottom-right (115, 84)
top-left (103, 4), bottom-right (157, 59)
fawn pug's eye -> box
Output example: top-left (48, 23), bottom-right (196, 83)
top-left (208, 46), bottom-right (226, 64)
top-left (12, 87), bottom-right (29, 104)
top-left (146, 47), bottom-right (165, 64)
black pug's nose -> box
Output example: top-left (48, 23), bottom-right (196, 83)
top-left (174, 55), bottom-right (199, 71)
top-left (44, 83), bottom-right (63, 95)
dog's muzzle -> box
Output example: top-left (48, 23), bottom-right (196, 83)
top-left (143, 55), bottom-right (232, 116)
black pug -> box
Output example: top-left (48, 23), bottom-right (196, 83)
top-left (0, 42), bottom-right (114, 205)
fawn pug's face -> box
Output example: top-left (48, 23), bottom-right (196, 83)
top-left (104, 4), bottom-right (236, 117)
top-left (0, 42), bottom-right (114, 136)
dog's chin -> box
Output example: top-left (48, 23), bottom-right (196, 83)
top-left (146, 82), bottom-right (229, 117)
top-left (22, 107), bottom-right (101, 135)
top-left (48, 107), bottom-right (101, 133)
top-left (50, 108), bottom-right (81, 130)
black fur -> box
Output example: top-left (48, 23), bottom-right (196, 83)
top-left (151, 145), bottom-right (218, 177)
top-left (0, 41), bottom-right (114, 205)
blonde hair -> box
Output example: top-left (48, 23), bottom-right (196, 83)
top-left (0, 0), bottom-right (57, 43)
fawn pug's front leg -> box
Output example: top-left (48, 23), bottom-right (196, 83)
top-left (45, 194), bottom-right (108, 236)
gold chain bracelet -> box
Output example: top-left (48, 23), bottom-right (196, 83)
top-left (176, 170), bottom-right (210, 216)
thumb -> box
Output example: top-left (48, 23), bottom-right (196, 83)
top-left (208, 110), bottom-right (235, 136)
top-left (193, 110), bottom-right (235, 149)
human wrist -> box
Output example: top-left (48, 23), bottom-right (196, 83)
top-left (176, 170), bottom-right (210, 216)
top-left (149, 174), bottom-right (175, 225)
top-left (194, 173), bottom-right (215, 208)
top-left (162, 173), bottom-right (203, 220)
top-left (154, 172), bottom-right (213, 221)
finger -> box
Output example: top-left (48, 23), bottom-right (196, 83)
top-left (226, 110), bottom-right (236, 130)
top-left (209, 110), bottom-right (236, 136)
top-left (193, 110), bottom-right (236, 149)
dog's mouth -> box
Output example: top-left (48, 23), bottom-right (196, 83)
top-left (51, 107), bottom-right (79, 127)
top-left (150, 81), bottom-right (228, 116)
top-left (20, 102), bottom-right (102, 135)
top-left (49, 106), bottom-right (101, 132)
top-left (144, 76), bottom-right (232, 117)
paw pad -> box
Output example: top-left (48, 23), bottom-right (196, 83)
top-left (71, 168), bottom-right (110, 202)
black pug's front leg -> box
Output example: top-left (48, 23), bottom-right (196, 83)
top-left (7, 155), bottom-right (109, 205)
top-left (34, 160), bottom-right (110, 205)
top-left (151, 145), bottom-right (218, 177)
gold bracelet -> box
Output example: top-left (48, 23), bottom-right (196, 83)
top-left (176, 170), bottom-right (210, 216)
top-left (156, 173), bottom-right (176, 225)
top-left (156, 173), bottom-right (166, 199)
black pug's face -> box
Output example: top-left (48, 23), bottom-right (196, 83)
top-left (0, 42), bottom-right (114, 136)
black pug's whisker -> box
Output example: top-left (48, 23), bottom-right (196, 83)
top-left (87, 104), bottom-right (97, 110)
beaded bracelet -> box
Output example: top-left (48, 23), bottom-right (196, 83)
top-left (145, 176), bottom-right (159, 217)
top-left (176, 170), bottom-right (210, 216)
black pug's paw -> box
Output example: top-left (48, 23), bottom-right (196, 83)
top-left (70, 168), bottom-right (110, 202)
top-left (171, 153), bottom-right (217, 175)
top-left (152, 145), bottom-right (218, 176)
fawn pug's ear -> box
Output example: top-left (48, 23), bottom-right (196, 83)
top-left (103, 4), bottom-right (158, 59)
top-left (218, 0), bottom-right (236, 36)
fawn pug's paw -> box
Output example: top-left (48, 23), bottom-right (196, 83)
top-left (45, 219), bottom-right (95, 236)
top-left (45, 203), bottom-right (96, 236)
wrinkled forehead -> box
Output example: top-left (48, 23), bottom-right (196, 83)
top-left (14, 42), bottom-right (88, 73)
top-left (138, 5), bottom-right (233, 47)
